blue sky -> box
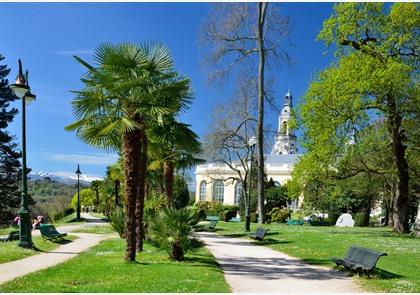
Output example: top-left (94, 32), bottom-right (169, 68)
top-left (0, 2), bottom-right (334, 178)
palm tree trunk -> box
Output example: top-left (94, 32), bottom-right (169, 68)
top-left (115, 180), bottom-right (120, 206)
top-left (123, 127), bottom-right (141, 262)
top-left (164, 160), bottom-right (174, 208)
top-left (256, 2), bottom-right (267, 224)
top-left (136, 127), bottom-right (147, 252)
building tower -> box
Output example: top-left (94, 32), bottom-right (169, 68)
top-left (272, 90), bottom-right (297, 155)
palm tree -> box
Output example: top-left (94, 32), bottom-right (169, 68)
top-left (90, 180), bottom-right (102, 209)
top-left (65, 43), bottom-right (191, 262)
top-left (106, 160), bottom-right (124, 206)
top-left (149, 116), bottom-right (202, 208)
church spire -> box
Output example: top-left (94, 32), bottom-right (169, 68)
top-left (284, 89), bottom-right (292, 107)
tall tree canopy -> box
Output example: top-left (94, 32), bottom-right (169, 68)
top-left (0, 54), bottom-right (21, 223)
top-left (294, 3), bottom-right (419, 233)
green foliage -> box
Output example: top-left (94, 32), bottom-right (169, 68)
top-left (195, 201), bottom-right (225, 216)
top-left (148, 208), bottom-right (198, 261)
top-left (265, 183), bottom-right (288, 213)
top-left (354, 212), bottom-right (370, 227)
top-left (109, 206), bottom-right (125, 238)
top-left (328, 211), bottom-right (341, 225)
top-left (173, 175), bottom-right (190, 209)
top-left (218, 210), bottom-right (237, 222)
top-left (268, 207), bottom-right (291, 223)
top-left (143, 193), bottom-right (166, 238)
top-left (70, 188), bottom-right (96, 209)
top-left (250, 212), bottom-right (258, 223)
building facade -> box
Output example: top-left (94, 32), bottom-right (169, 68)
top-left (195, 91), bottom-right (301, 206)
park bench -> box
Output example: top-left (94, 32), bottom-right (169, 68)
top-left (0, 230), bottom-right (19, 242)
top-left (208, 220), bottom-right (218, 231)
top-left (206, 215), bottom-right (220, 221)
top-left (229, 217), bottom-right (241, 222)
top-left (332, 245), bottom-right (387, 274)
top-left (250, 227), bottom-right (268, 241)
top-left (287, 219), bottom-right (304, 225)
top-left (40, 224), bottom-right (67, 242)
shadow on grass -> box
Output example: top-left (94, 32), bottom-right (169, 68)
top-left (184, 255), bottom-right (224, 273)
top-left (373, 268), bottom-right (404, 280)
top-left (255, 239), bottom-right (293, 246)
top-left (301, 257), bottom-right (333, 266)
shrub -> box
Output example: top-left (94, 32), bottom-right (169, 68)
top-left (328, 211), bottom-right (341, 225)
top-left (224, 205), bottom-right (239, 212)
top-left (64, 208), bottom-right (75, 215)
top-left (148, 208), bottom-right (198, 261)
top-left (355, 212), bottom-right (369, 227)
top-left (250, 213), bottom-right (258, 223)
top-left (309, 220), bottom-right (330, 226)
top-left (173, 176), bottom-right (190, 209)
top-left (268, 207), bottom-right (291, 223)
top-left (143, 193), bottom-right (166, 237)
top-left (109, 206), bottom-right (125, 238)
top-left (196, 209), bottom-right (206, 220)
top-left (219, 210), bottom-right (237, 222)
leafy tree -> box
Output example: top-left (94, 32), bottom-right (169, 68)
top-left (70, 188), bottom-right (96, 208)
top-left (201, 3), bottom-right (292, 223)
top-left (296, 3), bottom-right (419, 233)
top-left (66, 43), bottom-right (191, 261)
top-left (0, 54), bottom-right (21, 223)
top-left (173, 175), bottom-right (190, 209)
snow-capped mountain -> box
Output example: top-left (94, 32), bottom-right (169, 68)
top-left (28, 171), bottom-right (103, 185)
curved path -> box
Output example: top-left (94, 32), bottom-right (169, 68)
top-left (197, 232), bottom-right (363, 293)
top-left (0, 214), bottom-right (111, 285)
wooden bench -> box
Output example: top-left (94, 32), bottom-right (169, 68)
top-left (332, 245), bottom-right (387, 274)
top-left (0, 230), bottom-right (19, 242)
top-left (250, 227), bottom-right (268, 241)
top-left (40, 224), bottom-right (67, 242)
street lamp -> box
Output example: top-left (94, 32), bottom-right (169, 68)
top-left (10, 59), bottom-right (36, 248)
top-left (75, 164), bottom-right (82, 221)
top-left (245, 136), bottom-right (257, 232)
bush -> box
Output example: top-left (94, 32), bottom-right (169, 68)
top-left (328, 211), bottom-right (341, 225)
top-left (196, 209), bottom-right (206, 220)
top-left (250, 213), bottom-right (258, 223)
top-left (64, 208), bottom-right (75, 215)
top-left (355, 212), bottom-right (369, 227)
top-left (173, 176), bottom-right (190, 209)
top-left (309, 220), bottom-right (330, 226)
top-left (219, 210), bottom-right (237, 222)
top-left (148, 208), bottom-right (198, 261)
top-left (109, 206), bottom-right (125, 238)
top-left (268, 207), bottom-right (291, 223)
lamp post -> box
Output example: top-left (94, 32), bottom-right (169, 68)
top-left (75, 164), bottom-right (82, 221)
top-left (10, 59), bottom-right (36, 248)
top-left (245, 136), bottom-right (257, 232)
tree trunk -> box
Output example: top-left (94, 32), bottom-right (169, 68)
top-left (95, 189), bottom-right (99, 207)
top-left (136, 124), bottom-right (147, 252)
top-left (164, 160), bottom-right (174, 209)
top-left (122, 127), bottom-right (141, 262)
top-left (256, 2), bottom-right (267, 224)
top-left (388, 97), bottom-right (410, 233)
top-left (115, 180), bottom-right (120, 206)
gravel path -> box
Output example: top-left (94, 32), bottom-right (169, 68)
top-left (197, 232), bottom-right (363, 293)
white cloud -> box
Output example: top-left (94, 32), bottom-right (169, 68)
top-left (56, 50), bottom-right (93, 56)
top-left (44, 152), bottom-right (118, 165)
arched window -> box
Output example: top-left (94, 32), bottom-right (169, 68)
top-left (234, 182), bottom-right (243, 205)
top-left (281, 121), bottom-right (288, 135)
top-left (213, 181), bottom-right (224, 203)
top-left (199, 181), bottom-right (206, 201)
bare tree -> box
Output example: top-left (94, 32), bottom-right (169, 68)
top-left (201, 3), bottom-right (291, 223)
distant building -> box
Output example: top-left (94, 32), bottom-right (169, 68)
top-left (195, 91), bottom-right (302, 209)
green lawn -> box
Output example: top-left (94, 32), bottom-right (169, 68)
top-left (0, 235), bottom-right (77, 264)
top-left (0, 227), bottom-right (17, 235)
top-left (54, 213), bottom-right (86, 225)
top-left (69, 224), bottom-right (116, 235)
top-left (217, 222), bottom-right (420, 293)
top-left (0, 238), bottom-right (230, 293)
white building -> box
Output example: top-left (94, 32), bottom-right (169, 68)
top-left (195, 91), bottom-right (302, 206)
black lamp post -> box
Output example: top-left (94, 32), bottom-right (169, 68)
top-left (245, 136), bottom-right (257, 232)
top-left (75, 164), bottom-right (82, 221)
top-left (10, 60), bottom-right (36, 248)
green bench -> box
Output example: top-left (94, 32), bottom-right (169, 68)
top-left (0, 230), bottom-right (19, 242)
top-left (40, 224), bottom-right (67, 242)
top-left (332, 245), bottom-right (387, 274)
top-left (206, 215), bottom-right (220, 221)
top-left (287, 219), bottom-right (304, 225)
top-left (208, 220), bottom-right (218, 231)
top-left (250, 227), bottom-right (268, 241)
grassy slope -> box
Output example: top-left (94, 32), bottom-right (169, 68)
top-left (69, 224), bottom-right (116, 234)
top-left (0, 235), bottom-right (77, 264)
top-left (217, 222), bottom-right (420, 293)
top-left (0, 238), bottom-right (230, 293)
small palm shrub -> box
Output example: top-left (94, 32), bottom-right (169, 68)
top-left (269, 207), bottom-right (291, 223)
top-left (109, 206), bottom-right (125, 238)
top-left (143, 193), bottom-right (166, 238)
top-left (148, 207), bottom-right (198, 261)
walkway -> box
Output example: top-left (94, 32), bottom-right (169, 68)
top-left (197, 232), bottom-right (363, 293)
top-left (0, 214), bottom-right (111, 285)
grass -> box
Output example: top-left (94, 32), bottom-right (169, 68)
top-left (0, 235), bottom-right (77, 264)
top-left (0, 227), bottom-right (17, 235)
top-left (216, 222), bottom-right (420, 293)
top-left (0, 238), bottom-right (230, 293)
top-left (69, 224), bottom-right (116, 235)
top-left (54, 213), bottom-right (86, 225)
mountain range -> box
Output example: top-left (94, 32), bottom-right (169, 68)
top-left (28, 171), bottom-right (103, 185)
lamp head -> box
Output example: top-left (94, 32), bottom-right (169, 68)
top-left (10, 59), bottom-right (29, 99)
top-left (75, 164), bottom-right (82, 175)
top-left (248, 136), bottom-right (257, 147)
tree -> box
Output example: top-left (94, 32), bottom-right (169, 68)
top-left (66, 43), bottom-right (191, 261)
top-left (0, 54), bottom-right (21, 223)
top-left (201, 3), bottom-right (291, 223)
top-left (90, 180), bottom-right (102, 208)
top-left (172, 175), bottom-right (190, 209)
top-left (148, 115), bottom-right (202, 209)
top-left (297, 3), bottom-right (419, 233)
